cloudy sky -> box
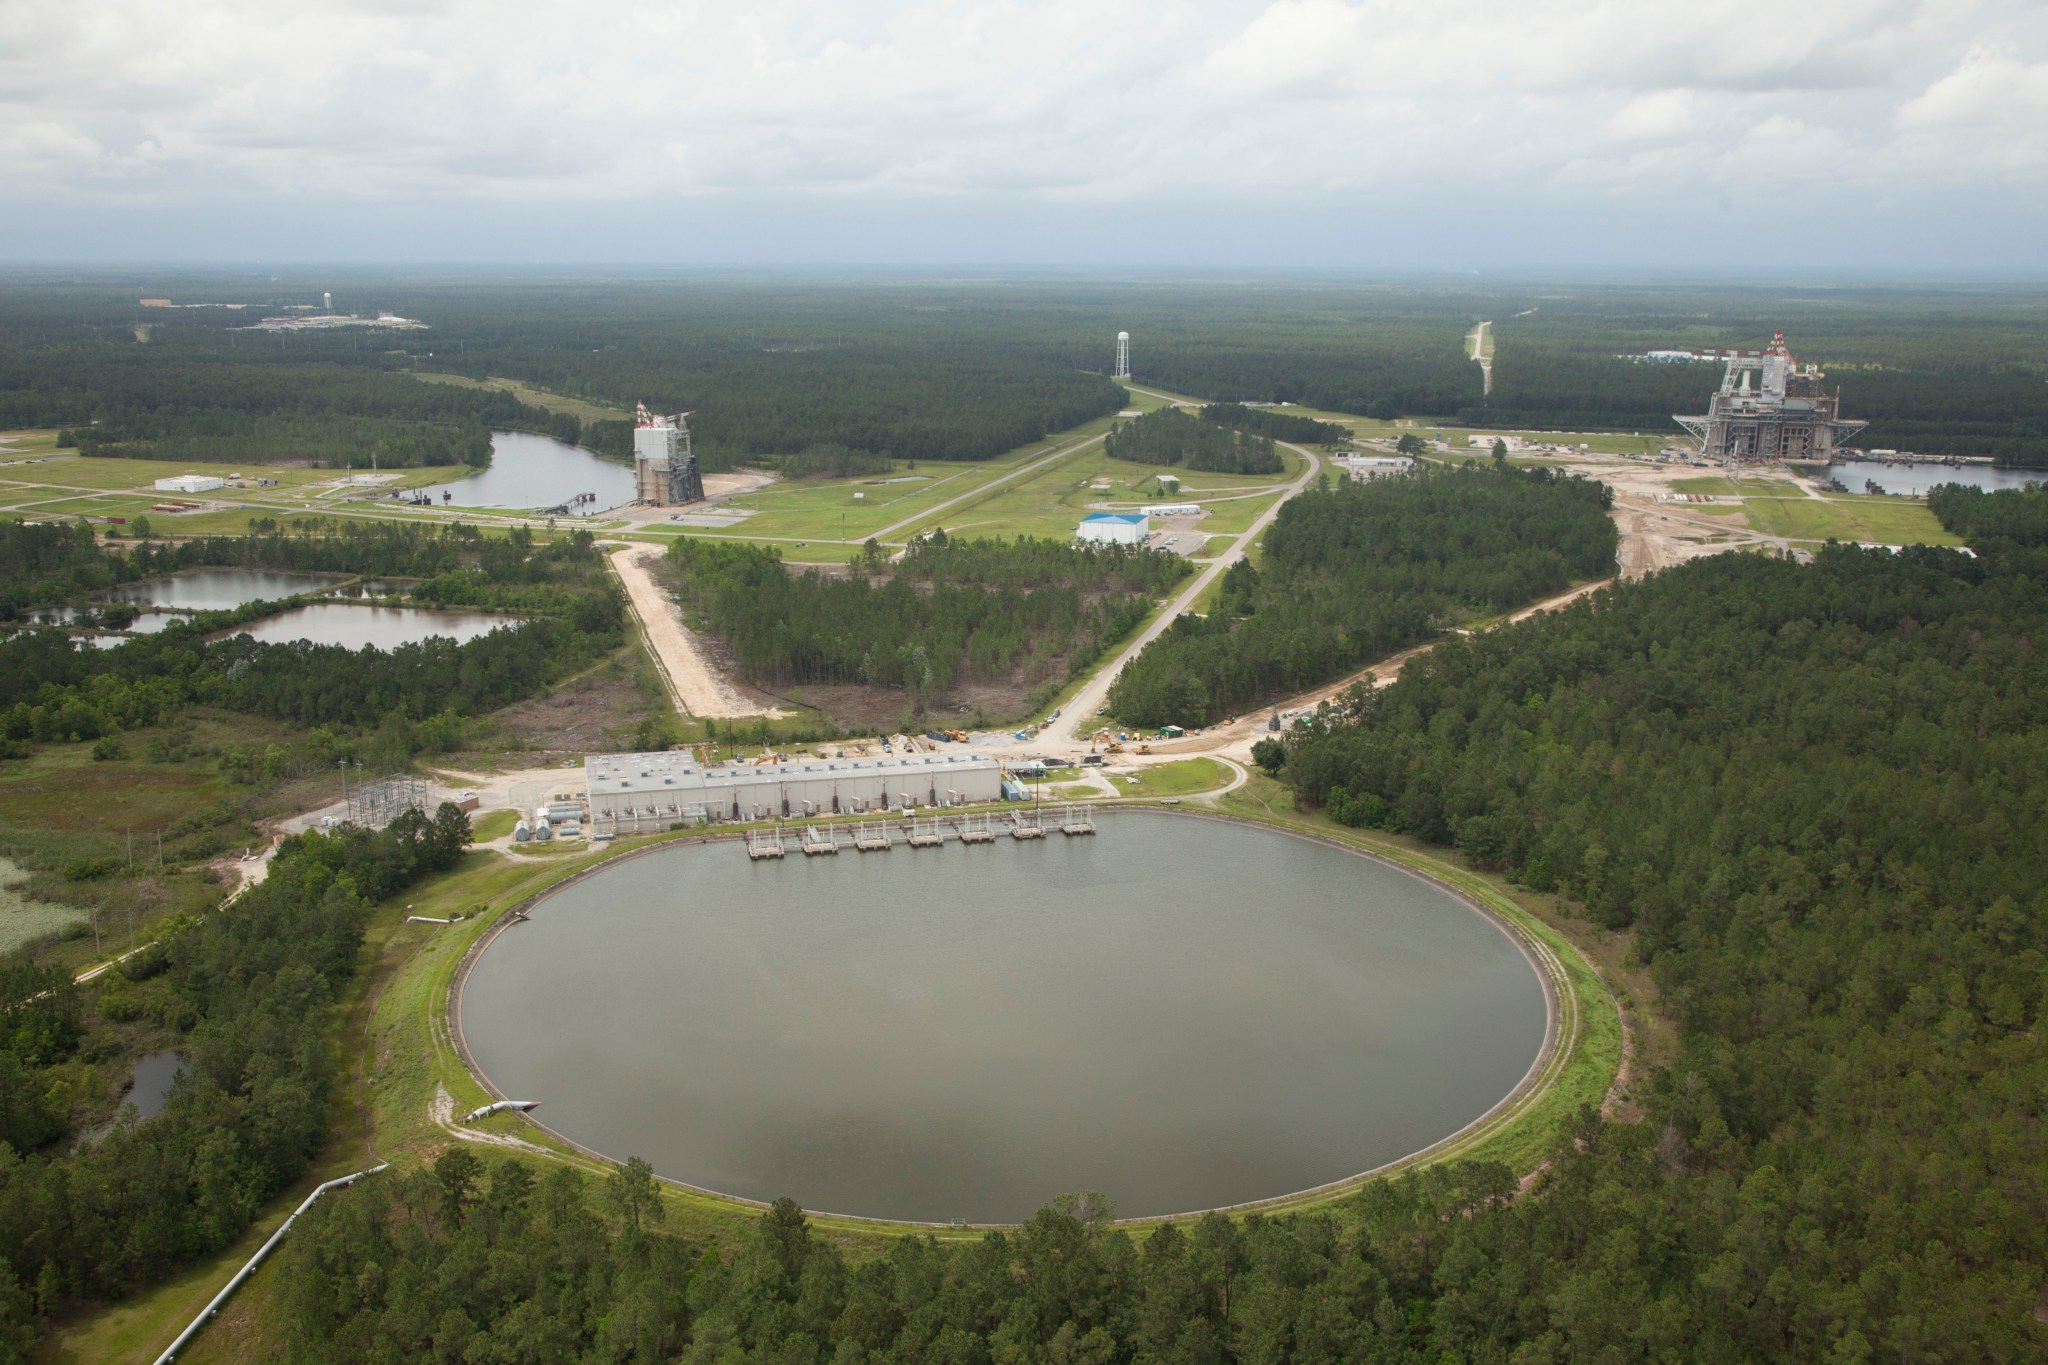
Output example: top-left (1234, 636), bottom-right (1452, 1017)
top-left (2, 0), bottom-right (2044, 270)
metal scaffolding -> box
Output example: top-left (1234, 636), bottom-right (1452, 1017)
top-left (347, 773), bottom-right (429, 829)
top-left (1674, 331), bottom-right (1867, 464)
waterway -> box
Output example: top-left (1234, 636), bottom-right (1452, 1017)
top-left (1825, 460), bottom-right (2042, 497)
top-left (418, 430), bottom-right (636, 513)
top-left (460, 816), bottom-right (1548, 1223)
top-left (106, 568), bottom-right (347, 611)
top-left (223, 603), bottom-right (517, 649)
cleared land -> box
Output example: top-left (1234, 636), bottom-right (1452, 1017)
top-left (411, 373), bottom-right (633, 424)
top-left (608, 544), bottom-right (784, 719)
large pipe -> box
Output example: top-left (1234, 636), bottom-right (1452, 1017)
top-left (462, 1099), bottom-right (541, 1123)
top-left (155, 1163), bottom-right (388, 1363)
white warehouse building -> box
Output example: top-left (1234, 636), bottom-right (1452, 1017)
top-left (584, 749), bottom-right (1005, 833)
top-left (1076, 512), bottom-right (1149, 545)
top-left (153, 474), bottom-right (225, 495)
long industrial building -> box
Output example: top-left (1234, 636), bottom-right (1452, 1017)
top-left (1674, 332), bottom-right (1867, 463)
top-left (585, 748), bottom-right (1005, 833)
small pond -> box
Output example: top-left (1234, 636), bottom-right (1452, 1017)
top-left (417, 431), bottom-right (637, 513)
top-left (127, 1050), bottom-right (186, 1121)
top-left (461, 814), bottom-right (1550, 1223)
top-left (222, 603), bottom-right (518, 649)
top-left (107, 569), bottom-right (348, 612)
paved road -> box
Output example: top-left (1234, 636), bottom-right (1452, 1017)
top-left (870, 432), bottom-right (1108, 543)
top-left (1040, 440), bottom-right (1322, 748)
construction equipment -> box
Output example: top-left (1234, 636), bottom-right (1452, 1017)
top-left (1135, 742), bottom-right (1152, 755)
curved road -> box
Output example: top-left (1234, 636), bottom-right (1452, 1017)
top-left (1041, 440), bottom-right (1322, 747)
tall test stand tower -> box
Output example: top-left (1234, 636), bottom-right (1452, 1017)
top-left (633, 401), bottom-right (705, 506)
top-left (1674, 332), bottom-right (1866, 463)
top-left (1113, 331), bottom-right (1131, 381)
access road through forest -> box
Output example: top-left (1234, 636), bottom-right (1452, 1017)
top-left (1039, 440), bottom-right (1322, 748)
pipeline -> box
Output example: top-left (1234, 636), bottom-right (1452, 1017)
top-left (462, 1099), bottom-right (542, 1123)
top-left (154, 1163), bottom-right (388, 1363)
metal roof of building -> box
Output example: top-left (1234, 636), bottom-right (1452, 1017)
top-left (1080, 512), bottom-right (1148, 525)
top-left (584, 748), bottom-right (999, 796)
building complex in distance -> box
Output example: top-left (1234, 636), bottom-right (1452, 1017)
top-left (633, 402), bottom-right (705, 506)
top-left (1674, 332), bottom-right (1867, 463)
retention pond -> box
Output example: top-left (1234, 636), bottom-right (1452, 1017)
top-left (458, 815), bottom-right (1549, 1224)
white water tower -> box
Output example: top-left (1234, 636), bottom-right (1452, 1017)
top-left (1114, 331), bottom-right (1130, 380)
top-left (322, 290), bottom-right (332, 311)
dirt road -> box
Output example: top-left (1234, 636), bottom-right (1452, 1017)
top-left (608, 544), bottom-right (783, 719)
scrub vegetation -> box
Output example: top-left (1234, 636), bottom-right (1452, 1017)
top-left (1109, 465), bottom-right (1617, 727)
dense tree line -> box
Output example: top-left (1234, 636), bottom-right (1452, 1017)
top-left (0, 355), bottom-right (564, 467)
top-left (0, 282), bottom-right (1127, 473)
top-left (1254, 540), bottom-right (2048, 1356)
top-left (771, 444), bottom-right (901, 480)
top-left (1198, 403), bottom-right (1349, 445)
top-left (1927, 480), bottom-right (2048, 544)
top-left (9, 278), bottom-right (2044, 468)
top-left (667, 537), bottom-right (1185, 707)
top-left (1109, 466), bottom-right (1616, 727)
top-left (1104, 408), bottom-right (1283, 475)
top-left (0, 806), bottom-right (472, 1345)
top-left (0, 525), bottom-right (622, 745)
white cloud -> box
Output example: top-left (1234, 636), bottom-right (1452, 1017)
top-left (0, 0), bottom-right (2041, 257)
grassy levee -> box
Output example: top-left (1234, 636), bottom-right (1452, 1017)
top-left (59, 784), bottom-right (1621, 1358)
top-left (1194, 779), bottom-right (1623, 1196)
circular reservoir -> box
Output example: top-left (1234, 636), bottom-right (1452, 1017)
top-left (457, 816), bottom-right (1549, 1223)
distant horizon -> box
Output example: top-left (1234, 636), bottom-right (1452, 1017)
top-left (7, 262), bottom-right (2048, 288)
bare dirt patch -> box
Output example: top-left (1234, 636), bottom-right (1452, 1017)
top-left (463, 651), bottom-right (664, 765)
top-left (608, 544), bottom-right (787, 719)
top-left (794, 680), bottom-right (1038, 735)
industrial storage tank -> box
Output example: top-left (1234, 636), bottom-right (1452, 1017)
top-left (513, 820), bottom-right (532, 843)
top-left (532, 817), bottom-right (553, 843)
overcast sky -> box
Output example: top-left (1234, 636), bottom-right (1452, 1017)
top-left (2, 0), bottom-right (2044, 271)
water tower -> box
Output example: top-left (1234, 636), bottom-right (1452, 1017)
top-left (1114, 331), bottom-right (1131, 381)
top-left (322, 290), bottom-right (332, 312)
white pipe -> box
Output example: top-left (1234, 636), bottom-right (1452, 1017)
top-left (462, 1099), bottom-right (541, 1123)
top-left (155, 1163), bottom-right (387, 1363)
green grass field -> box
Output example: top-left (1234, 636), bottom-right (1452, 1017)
top-left (1115, 758), bottom-right (1233, 798)
top-left (1744, 495), bottom-right (1962, 546)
